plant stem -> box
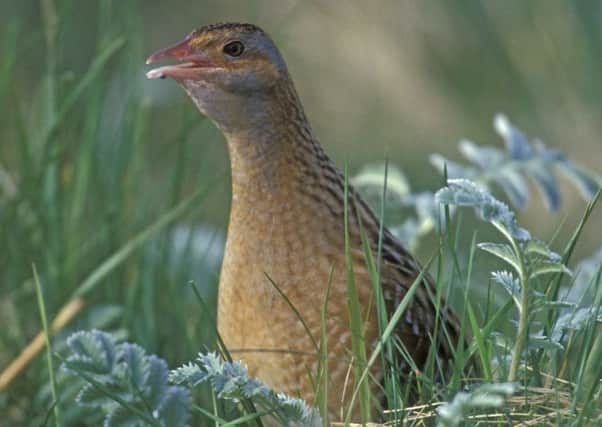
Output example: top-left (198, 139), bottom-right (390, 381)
top-left (507, 237), bottom-right (527, 382)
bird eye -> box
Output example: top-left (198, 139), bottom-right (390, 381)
top-left (223, 41), bottom-right (244, 57)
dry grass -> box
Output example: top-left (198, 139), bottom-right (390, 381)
top-left (331, 385), bottom-right (601, 426)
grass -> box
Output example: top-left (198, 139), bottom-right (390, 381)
top-left (33, 264), bottom-right (62, 427)
top-left (1, 1), bottom-right (224, 424)
top-left (1, 1), bottom-right (602, 426)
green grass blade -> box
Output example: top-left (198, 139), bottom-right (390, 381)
top-left (546, 189), bottom-right (600, 319)
top-left (316, 265), bottom-right (334, 426)
top-left (345, 257), bottom-right (434, 423)
top-left (343, 162), bottom-right (371, 423)
top-left (189, 282), bottom-right (232, 363)
top-left (466, 300), bottom-right (492, 381)
top-left (33, 264), bottom-right (63, 427)
top-left (449, 231), bottom-right (478, 391)
top-left (192, 404), bottom-right (228, 424)
top-left (573, 265), bottom-right (602, 407)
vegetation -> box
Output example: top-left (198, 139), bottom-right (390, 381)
top-left (28, 118), bottom-right (602, 425)
top-left (1, 1), bottom-right (601, 426)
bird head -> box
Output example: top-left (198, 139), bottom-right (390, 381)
top-left (146, 23), bottom-right (290, 132)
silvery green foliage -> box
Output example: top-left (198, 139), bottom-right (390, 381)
top-left (491, 271), bottom-right (521, 306)
top-left (436, 383), bottom-right (517, 427)
top-left (35, 306), bottom-right (128, 426)
top-left (560, 248), bottom-right (602, 304)
top-left (435, 178), bottom-right (531, 241)
top-left (354, 115), bottom-right (600, 250)
top-left (352, 163), bottom-right (411, 199)
top-left (63, 330), bottom-right (191, 427)
top-left (436, 180), bottom-right (573, 354)
top-left (546, 249), bottom-right (602, 346)
top-left (352, 163), bottom-right (442, 250)
top-left (170, 352), bottom-right (321, 426)
top-left (550, 307), bottom-right (602, 344)
top-left (431, 114), bottom-right (600, 211)
top-left (435, 180), bottom-right (569, 278)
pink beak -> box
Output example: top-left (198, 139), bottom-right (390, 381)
top-left (146, 35), bottom-right (214, 80)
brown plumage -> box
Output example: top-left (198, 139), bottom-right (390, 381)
top-left (147, 22), bottom-right (461, 419)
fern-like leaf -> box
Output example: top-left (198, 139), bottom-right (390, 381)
top-left (63, 330), bottom-right (191, 427)
top-left (66, 330), bottom-right (117, 375)
top-left (119, 343), bottom-right (151, 394)
top-left (171, 351), bottom-right (321, 426)
top-left (436, 178), bottom-right (530, 241)
top-left (491, 271), bottom-right (521, 307)
top-left (157, 387), bottom-right (192, 427)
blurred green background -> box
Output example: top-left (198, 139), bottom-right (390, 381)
top-left (1, 0), bottom-right (601, 424)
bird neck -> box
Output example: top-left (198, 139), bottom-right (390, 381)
top-left (219, 77), bottom-right (388, 273)
top-left (222, 79), bottom-right (325, 202)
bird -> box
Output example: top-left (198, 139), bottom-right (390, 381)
top-left (146, 22), bottom-right (461, 421)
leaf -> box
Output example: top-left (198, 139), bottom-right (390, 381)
top-left (240, 377), bottom-right (270, 399)
top-left (77, 383), bottom-right (112, 407)
top-left (66, 330), bottom-right (117, 374)
top-left (551, 308), bottom-right (602, 343)
top-left (119, 343), bottom-right (150, 392)
top-left (105, 405), bottom-right (145, 427)
top-left (491, 271), bottom-right (521, 307)
top-left (436, 382), bottom-right (517, 427)
top-left (169, 363), bottom-right (206, 387)
top-left (390, 219), bottom-right (420, 251)
top-left (527, 335), bottom-right (564, 351)
top-left (533, 300), bottom-right (577, 312)
top-left (430, 154), bottom-right (477, 179)
top-left (458, 140), bottom-right (504, 170)
top-left (493, 168), bottom-right (529, 209)
top-left (172, 351), bottom-right (321, 425)
top-left (469, 394), bottom-right (504, 407)
top-left (145, 356), bottom-right (168, 408)
top-left (435, 179), bottom-right (531, 241)
top-left (529, 260), bottom-right (572, 280)
top-left (197, 352), bottom-right (223, 375)
top-left (476, 383), bottom-right (518, 395)
top-left (436, 182), bottom-right (483, 206)
top-left (557, 161), bottom-right (601, 200)
top-left (494, 114), bottom-right (533, 160)
top-left (351, 163), bottom-right (411, 198)
top-left (478, 243), bottom-right (521, 274)
top-left (529, 163), bottom-right (561, 211)
top-left (65, 330), bottom-right (190, 427)
top-left (402, 191), bottom-right (442, 233)
top-left (523, 239), bottom-right (561, 261)
top-left (432, 114), bottom-right (601, 217)
top-left (157, 387), bottom-right (191, 427)
top-left (561, 249), bottom-right (602, 303)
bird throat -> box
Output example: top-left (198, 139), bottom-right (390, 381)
top-left (222, 79), bottom-right (323, 203)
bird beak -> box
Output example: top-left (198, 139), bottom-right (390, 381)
top-left (145, 35), bottom-right (214, 80)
